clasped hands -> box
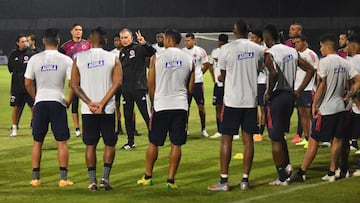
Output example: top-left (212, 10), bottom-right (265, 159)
top-left (88, 102), bottom-right (104, 114)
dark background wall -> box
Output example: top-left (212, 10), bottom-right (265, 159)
top-left (0, 0), bottom-right (359, 55)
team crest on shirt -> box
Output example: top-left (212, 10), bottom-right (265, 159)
top-left (24, 56), bottom-right (29, 61)
top-left (81, 44), bottom-right (87, 50)
top-left (129, 50), bottom-right (136, 59)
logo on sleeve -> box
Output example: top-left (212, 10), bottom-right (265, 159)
top-left (41, 65), bottom-right (58, 71)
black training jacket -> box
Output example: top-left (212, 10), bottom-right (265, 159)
top-left (119, 42), bottom-right (155, 92)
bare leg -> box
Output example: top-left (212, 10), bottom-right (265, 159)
top-left (32, 141), bottom-right (43, 168)
top-left (145, 143), bottom-right (158, 176)
top-left (220, 135), bottom-right (233, 174)
top-left (301, 137), bottom-right (319, 171)
top-left (57, 141), bottom-right (69, 167)
top-left (198, 104), bottom-right (206, 130)
top-left (242, 131), bottom-right (254, 175)
top-left (168, 144), bottom-right (182, 181)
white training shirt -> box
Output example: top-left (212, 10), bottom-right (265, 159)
top-left (294, 48), bottom-right (319, 91)
top-left (76, 48), bottom-right (117, 114)
top-left (153, 47), bottom-right (193, 111)
top-left (24, 50), bottom-right (73, 106)
top-left (182, 45), bottom-right (208, 83)
top-left (348, 54), bottom-right (360, 114)
top-left (209, 47), bottom-right (223, 87)
top-left (257, 45), bottom-right (267, 84)
top-left (152, 43), bottom-right (165, 55)
top-left (110, 48), bottom-right (120, 57)
top-left (267, 44), bottom-right (298, 92)
top-left (317, 54), bottom-right (356, 115)
top-left (218, 38), bottom-right (264, 108)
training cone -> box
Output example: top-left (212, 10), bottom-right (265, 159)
top-left (233, 153), bottom-right (243, 159)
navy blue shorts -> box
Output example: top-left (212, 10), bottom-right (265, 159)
top-left (220, 106), bottom-right (257, 136)
top-left (149, 110), bottom-right (188, 146)
top-left (257, 84), bottom-right (266, 106)
top-left (311, 112), bottom-right (346, 142)
top-left (32, 101), bottom-right (70, 142)
top-left (71, 95), bottom-right (79, 114)
top-left (115, 87), bottom-right (122, 103)
top-left (82, 114), bottom-right (117, 146)
top-left (212, 84), bottom-right (224, 105)
top-left (295, 91), bottom-right (312, 108)
top-left (189, 83), bottom-right (204, 105)
top-left (349, 112), bottom-right (360, 139)
top-left (10, 93), bottom-right (34, 107)
top-left (266, 91), bottom-right (295, 141)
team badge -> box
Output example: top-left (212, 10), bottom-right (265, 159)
top-left (81, 44), bottom-right (87, 49)
top-left (129, 50), bottom-right (136, 59)
top-left (24, 56), bottom-right (29, 61)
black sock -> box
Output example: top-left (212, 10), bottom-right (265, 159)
top-left (259, 125), bottom-right (265, 135)
top-left (145, 174), bottom-right (152, 179)
top-left (297, 168), bottom-right (306, 176)
top-left (216, 118), bottom-right (220, 132)
top-left (167, 178), bottom-right (175, 184)
top-left (220, 175), bottom-right (228, 184)
top-left (277, 165), bottom-right (288, 182)
top-left (76, 127), bottom-right (80, 131)
top-left (241, 177), bottom-right (249, 182)
top-left (327, 171), bottom-right (335, 176)
top-left (32, 168), bottom-right (40, 180)
top-left (59, 167), bottom-right (67, 180)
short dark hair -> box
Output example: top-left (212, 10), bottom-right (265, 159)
top-left (26, 33), bottom-right (36, 41)
top-left (293, 34), bottom-right (307, 42)
top-left (16, 33), bottom-right (26, 43)
top-left (90, 26), bottom-right (107, 45)
top-left (234, 20), bottom-right (249, 36)
top-left (44, 28), bottom-right (60, 46)
top-left (113, 34), bottom-right (120, 39)
top-left (218, 34), bottom-right (228, 43)
top-left (347, 34), bottom-right (360, 45)
top-left (185, 33), bottom-right (195, 39)
top-left (164, 29), bottom-right (181, 44)
top-left (72, 24), bottom-right (81, 29)
top-left (251, 29), bottom-right (263, 41)
top-left (263, 24), bottom-right (279, 42)
top-left (319, 33), bottom-right (338, 50)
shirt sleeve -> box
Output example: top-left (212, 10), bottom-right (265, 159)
top-left (24, 57), bottom-right (35, 80)
top-left (199, 47), bottom-right (208, 64)
top-left (218, 47), bottom-right (226, 71)
top-left (209, 49), bottom-right (216, 65)
top-left (317, 59), bottom-right (328, 78)
top-left (65, 56), bottom-right (73, 80)
top-left (348, 61), bottom-right (359, 79)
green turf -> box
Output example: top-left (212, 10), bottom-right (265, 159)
top-left (0, 66), bottom-right (359, 203)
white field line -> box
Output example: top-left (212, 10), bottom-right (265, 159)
top-left (230, 181), bottom-right (329, 203)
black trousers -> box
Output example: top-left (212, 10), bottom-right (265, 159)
top-left (122, 90), bottom-right (150, 145)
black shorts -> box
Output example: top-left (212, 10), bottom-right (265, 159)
top-left (115, 87), bottom-right (122, 103)
top-left (220, 106), bottom-right (257, 136)
top-left (212, 84), bottom-right (224, 106)
top-left (82, 114), bottom-right (117, 146)
top-left (188, 83), bottom-right (204, 105)
top-left (10, 93), bottom-right (34, 107)
top-left (349, 112), bottom-right (360, 139)
top-left (32, 101), bottom-right (70, 142)
top-left (311, 112), bottom-right (346, 142)
top-left (266, 91), bottom-right (295, 141)
top-left (295, 91), bottom-right (313, 108)
top-left (257, 84), bottom-right (266, 106)
top-left (149, 110), bottom-right (187, 146)
top-left (71, 95), bottom-right (79, 114)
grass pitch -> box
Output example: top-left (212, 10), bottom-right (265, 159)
top-left (0, 66), bottom-right (359, 203)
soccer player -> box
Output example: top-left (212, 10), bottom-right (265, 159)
top-left (8, 34), bottom-right (34, 137)
top-left (262, 24), bottom-right (314, 186)
top-left (71, 27), bottom-right (122, 191)
top-left (26, 33), bottom-right (42, 54)
top-left (293, 35), bottom-right (319, 149)
top-left (208, 20), bottom-right (264, 191)
top-left (60, 24), bottom-right (91, 137)
top-left (119, 28), bottom-right (155, 150)
top-left (111, 34), bottom-right (124, 135)
top-left (25, 28), bottom-right (74, 187)
top-left (249, 29), bottom-right (267, 142)
top-left (284, 23), bottom-right (303, 48)
top-left (182, 33), bottom-right (213, 137)
top-left (289, 34), bottom-right (360, 183)
top-left (152, 31), bottom-right (165, 53)
top-left (137, 29), bottom-right (195, 190)
top-left (337, 32), bottom-right (348, 59)
top-left (209, 33), bottom-right (228, 139)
